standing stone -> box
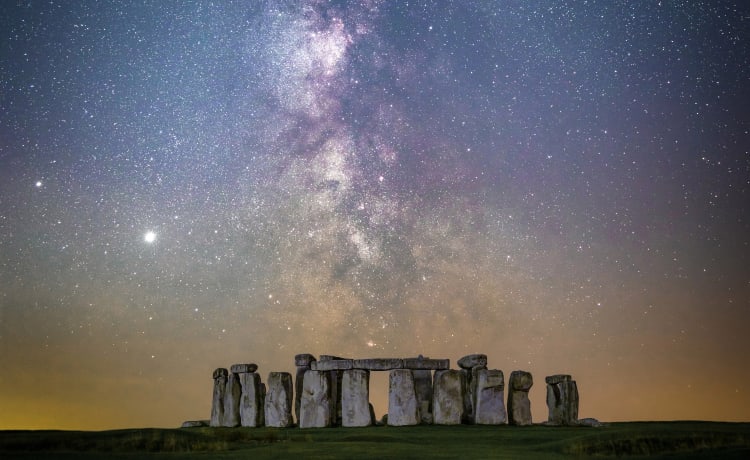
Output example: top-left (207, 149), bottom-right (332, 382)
top-left (294, 353), bottom-right (316, 425)
top-left (223, 371), bottom-right (242, 427)
top-left (299, 370), bottom-right (332, 428)
top-left (238, 371), bottom-right (263, 427)
top-left (342, 369), bottom-right (372, 427)
top-left (474, 369), bottom-right (506, 425)
top-left (413, 369), bottom-right (433, 424)
top-left (320, 355), bottom-right (346, 427)
top-left (265, 372), bottom-right (294, 427)
top-left (546, 374), bottom-right (579, 425)
top-left (388, 369), bottom-right (420, 426)
top-left (507, 370), bottom-right (533, 426)
top-left (210, 368), bottom-right (228, 427)
top-left (432, 370), bottom-right (465, 425)
top-left (259, 383), bottom-right (267, 426)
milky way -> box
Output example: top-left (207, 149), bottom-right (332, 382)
top-left (1, 1), bottom-right (749, 429)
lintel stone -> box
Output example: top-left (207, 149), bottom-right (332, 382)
top-left (230, 363), bottom-right (258, 374)
top-left (353, 358), bottom-right (404, 370)
top-left (311, 359), bottom-right (354, 371)
top-left (403, 358), bottom-right (450, 370)
top-left (545, 374), bottom-right (571, 385)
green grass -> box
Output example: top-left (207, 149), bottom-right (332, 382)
top-left (1, 422), bottom-right (749, 459)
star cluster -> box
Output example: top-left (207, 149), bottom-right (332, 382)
top-left (1, 1), bottom-right (748, 429)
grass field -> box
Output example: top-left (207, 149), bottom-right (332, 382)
top-left (1, 422), bottom-right (749, 459)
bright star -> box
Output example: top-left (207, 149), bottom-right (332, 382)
top-left (144, 231), bottom-right (156, 243)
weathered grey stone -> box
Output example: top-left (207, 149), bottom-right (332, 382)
top-left (299, 370), bottom-right (332, 428)
top-left (433, 370), bottom-right (465, 425)
top-left (413, 369), bottom-right (433, 424)
top-left (507, 370), bottom-right (533, 426)
top-left (353, 358), bottom-right (404, 370)
top-left (388, 369), bottom-right (420, 426)
top-left (238, 371), bottom-right (263, 427)
top-left (259, 383), bottom-right (267, 426)
top-left (458, 354), bottom-right (487, 369)
top-left (311, 359), bottom-right (353, 371)
top-left (575, 417), bottom-right (603, 427)
top-left (181, 420), bottom-right (209, 428)
top-left (213, 368), bottom-right (228, 380)
top-left (329, 369), bottom-right (343, 427)
top-left (545, 374), bottom-right (571, 385)
top-left (546, 376), bottom-right (579, 425)
top-left (295, 367), bottom-right (306, 424)
top-left (230, 363), bottom-right (258, 374)
top-left (509, 370), bottom-right (534, 391)
top-left (474, 369), bottom-right (506, 425)
top-left (210, 368), bottom-right (228, 427)
top-left (265, 372), bottom-right (293, 427)
top-left (223, 372), bottom-right (242, 427)
top-left (342, 369), bottom-right (371, 427)
top-left (319, 355), bottom-right (346, 361)
top-left (403, 357), bottom-right (450, 370)
top-left (294, 353), bottom-right (316, 367)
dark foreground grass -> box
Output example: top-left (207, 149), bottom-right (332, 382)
top-left (1, 421), bottom-right (749, 459)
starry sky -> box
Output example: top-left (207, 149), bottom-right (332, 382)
top-left (1, 1), bottom-right (749, 430)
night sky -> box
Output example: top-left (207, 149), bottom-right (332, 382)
top-left (1, 1), bottom-right (749, 430)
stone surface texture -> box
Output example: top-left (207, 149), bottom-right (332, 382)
top-left (413, 369), bottom-right (433, 424)
top-left (265, 372), bottom-right (293, 427)
top-left (546, 375), bottom-right (579, 425)
top-left (210, 369), bottom-right (228, 427)
top-left (223, 372), bottom-right (242, 427)
top-left (473, 369), bottom-right (507, 425)
top-left (181, 420), bottom-right (209, 428)
top-left (457, 354), bottom-right (488, 369)
top-left (230, 363), bottom-right (258, 374)
top-left (507, 370), bottom-right (533, 426)
top-left (432, 370), bottom-right (465, 425)
top-left (299, 370), bottom-right (332, 428)
top-left (294, 354), bottom-right (316, 367)
top-left (238, 371), bottom-right (263, 427)
top-left (341, 369), bottom-right (372, 427)
top-left (388, 369), bottom-right (420, 426)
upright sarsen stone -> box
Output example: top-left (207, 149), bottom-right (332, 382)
top-left (299, 370), bottom-right (332, 428)
top-left (294, 353), bottom-right (316, 424)
top-left (413, 369), bottom-right (433, 424)
top-left (210, 368), bottom-right (228, 427)
top-left (265, 372), bottom-right (293, 428)
top-left (388, 369), bottom-right (420, 426)
top-left (238, 371), bottom-right (263, 427)
top-left (546, 374), bottom-right (579, 425)
top-left (507, 370), bottom-right (533, 426)
top-left (474, 369), bottom-right (506, 425)
top-left (223, 372), bottom-right (242, 427)
top-left (342, 369), bottom-right (371, 427)
top-left (432, 370), bottom-right (465, 425)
